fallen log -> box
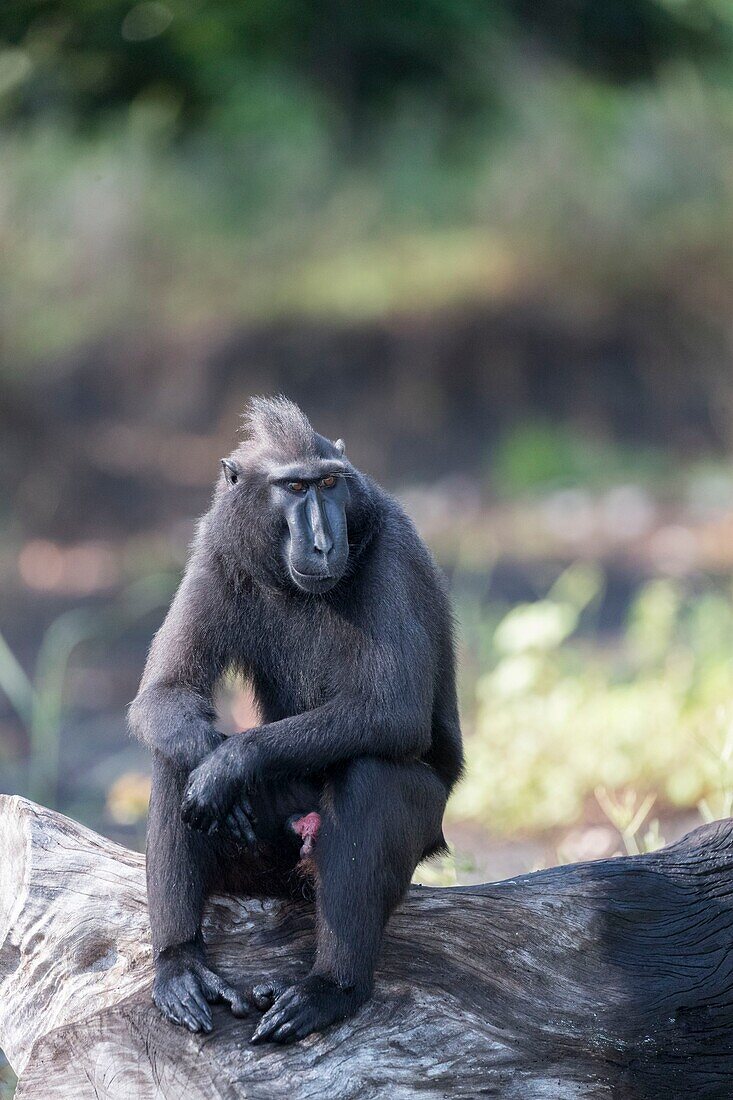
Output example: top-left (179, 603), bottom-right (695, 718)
top-left (1, 795), bottom-right (733, 1098)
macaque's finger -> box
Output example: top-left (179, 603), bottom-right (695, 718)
top-left (239, 792), bottom-right (257, 824)
top-left (231, 804), bottom-right (257, 847)
top-left (180, 787), bottom-right (204, 828)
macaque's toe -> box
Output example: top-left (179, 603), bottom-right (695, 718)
top-left (250, 976), bottom-right (290, 1012)
top-left (154, 952), bottom-right (248, 1032)
top-left (153, 970), bottom-right (213, 1033)
top-left (250, 975), bottom-right (365, 1044)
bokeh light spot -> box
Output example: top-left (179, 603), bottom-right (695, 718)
top-left (121, 2), bottom-right (173, 43)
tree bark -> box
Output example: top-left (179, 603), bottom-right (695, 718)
top-left (1, 795), bottom-right (733, 1098)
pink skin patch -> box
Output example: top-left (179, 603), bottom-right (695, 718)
top-left (291, 812), bottom-right (321, 860)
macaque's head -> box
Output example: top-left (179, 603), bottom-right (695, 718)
top-left (217, 397), bottom-right (375, 595)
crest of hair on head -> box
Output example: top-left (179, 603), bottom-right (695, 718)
top-left (241, 395), bottom-right (318, 457)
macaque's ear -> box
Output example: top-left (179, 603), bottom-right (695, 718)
top-left (333, 438), bottom-right (346, 456)
top-left (221, 459), bottom-right (240, 487)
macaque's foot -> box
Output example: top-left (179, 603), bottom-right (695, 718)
top-left (153, 949), bottom-right (248, 1033)
top-left (181, 751), bottom-right (249, 834)
top-left (250, 975), bottom-right (368, 1044)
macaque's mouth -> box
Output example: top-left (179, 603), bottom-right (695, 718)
top-left (288, 563), bottom-right (342, 589)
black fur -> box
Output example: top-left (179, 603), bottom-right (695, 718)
top-left (129, 397), bottom-right (463, 1043)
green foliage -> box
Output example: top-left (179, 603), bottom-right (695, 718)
top-left (492, 422), bottom-right (670, 495)
top-left (1, 0), bottom-right (727, 139)
top-left (453, 566), bottom-right (733, 835)
top-left (0, 610), bottom-right (99, 806)
top-left (0, 574), bottom-right (176, 810)
top-left (1, 3), bottom-right (733, 378)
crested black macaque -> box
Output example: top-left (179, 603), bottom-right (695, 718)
top-left (129, 396), bottom-right (463, 1044)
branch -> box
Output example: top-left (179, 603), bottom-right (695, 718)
top-left (1, 795), bottom-right (733, 1097)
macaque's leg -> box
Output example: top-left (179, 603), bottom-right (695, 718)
top-left (251, 757), bottom-right (446, 1044)
top-left (148, 751), bottom-right (248, 1032)
top-left (150, 760), bottom-right (323, 1032)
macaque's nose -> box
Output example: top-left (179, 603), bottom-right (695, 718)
top-left (307, 492), bottom-right (334, 556)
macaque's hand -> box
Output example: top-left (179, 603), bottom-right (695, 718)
top-left (180, 734), bottom-right (257, 835)
top-left (179, 727), bottom-right (227, 778)
top-left (223, 794), bottom-right (260, 847)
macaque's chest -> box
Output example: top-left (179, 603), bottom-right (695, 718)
top-left (244, 595), bottom-right (356, 720)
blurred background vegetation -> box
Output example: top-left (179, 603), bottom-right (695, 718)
top-left (2, 0), bottom-right (733, 941)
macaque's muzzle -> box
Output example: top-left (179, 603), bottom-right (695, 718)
top-left (285, 483), bottom-right (349, 593)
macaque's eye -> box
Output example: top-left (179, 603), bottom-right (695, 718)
top-left (287, 480), bottom-right (307, 493)
top-left (221, 459), bottom-right (239, 486)
top-left (320, 475), bottom-right (337, 489)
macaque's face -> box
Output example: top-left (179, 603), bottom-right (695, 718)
top-left (269, 461), bottom-right (351, 594)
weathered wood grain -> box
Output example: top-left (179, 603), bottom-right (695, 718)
top-left (1, 794), bottom-right (733, 1098)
